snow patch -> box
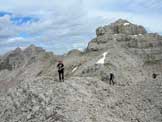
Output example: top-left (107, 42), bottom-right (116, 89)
top-left (72, 67), bottom-right (78, 72)
top-left (20, 46), bottom-right (27, 50)
top-left (138, 34), bottom-right (143, 36)
top-left (123, 23), bottom-right (130, 26)
top-left (96, 52), bottom-right (108, 64)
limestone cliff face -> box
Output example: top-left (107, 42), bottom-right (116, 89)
top-left (96, 19), bottom-right (147, 36)
top-left (87, 19), bottom-right (162, 65)
top-left (0, 19), bottom-right (162, 122)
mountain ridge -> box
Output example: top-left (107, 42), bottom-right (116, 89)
top-left (0, 19), bottom-right (162, 122)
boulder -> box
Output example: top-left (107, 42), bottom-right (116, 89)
top-left (87, 38), bottom-right (99, 51)
top-left (96, 27), bottom-right (106, 36)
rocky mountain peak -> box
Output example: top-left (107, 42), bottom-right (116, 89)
top-left (0, 45), bottom-right (47, 71)
top-left (13, 47), bottom-right (22, 53)
top-left (88, 19), bottom-right (162, 65)
top-left (112, 19), bottom-right (130, 25)
top-left (24, 44), bottom-right (44, 52)
top-left (23, 44), bottom-right (45, 57)
top-left (96, 19), bottom-right (147, 36)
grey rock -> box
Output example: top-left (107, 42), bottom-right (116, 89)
top-left (96, 27), bottom-right (106, 36)
top-left (66, 49), bottom-right (82, 57)
top-left (96, 19), bottom-right (147, 37)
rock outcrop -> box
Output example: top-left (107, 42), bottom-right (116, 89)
top-left (96, 19), bottom-right (147, 36)
top-left (87, 19), bottom-right (162, 65)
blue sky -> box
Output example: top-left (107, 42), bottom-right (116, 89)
top-left (0, 0), bottom-right (162, 54)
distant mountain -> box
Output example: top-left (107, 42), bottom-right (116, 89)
top-left (0, 45), bottom-right (47, 70)
top-left (0, 19), bottom-right (162, 122)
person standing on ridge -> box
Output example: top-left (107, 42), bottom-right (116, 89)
top-left (57, 61), bottom-right (64, 82)
top-left (109, 73), bottom-right (115, 85)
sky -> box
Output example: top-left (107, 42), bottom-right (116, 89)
top-left (0, 0), bottom-right (162, 54)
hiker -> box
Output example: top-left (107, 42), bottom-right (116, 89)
top-left (57, 61), bottom-right (64, 82)
top-left (109, 73), bottom-right (115, 85)
top-left (152, 73), bottom-right (159, 79)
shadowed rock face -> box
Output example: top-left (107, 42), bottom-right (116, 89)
top-left (0, 19), bottom-right (162, 122)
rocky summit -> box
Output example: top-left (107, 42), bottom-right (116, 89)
top-left (0, 19), bottom-right (162, 122)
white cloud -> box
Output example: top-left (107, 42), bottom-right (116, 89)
top-left (0, 15), bottom-right (19, 38)
top-left (6, 37), bottom-right (25, 43)
top-left (0, 0), bottom-right (162, 54)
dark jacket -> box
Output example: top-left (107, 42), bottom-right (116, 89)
top-left (57, 63), bottom-right (64, 72)
top-left (110, 73), bottom-right (114, 80)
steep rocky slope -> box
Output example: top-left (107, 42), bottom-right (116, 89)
top-left (0, 19), bottom-right (162, 122)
